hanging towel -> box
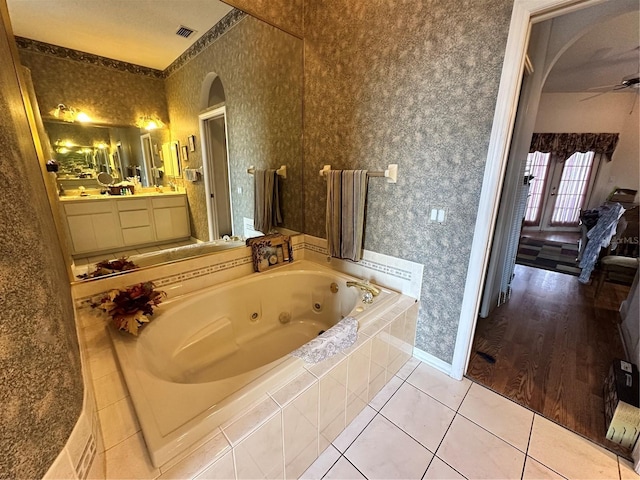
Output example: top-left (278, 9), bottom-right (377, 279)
top-left (253, 169), bottom-right (282, 234)
top-left (326, 170), bottom-right (368, 261)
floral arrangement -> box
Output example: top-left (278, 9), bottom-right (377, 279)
top-left (77, 257), bottom-right (139, 280)
top-left (94, 282), bottom-right (165, 335)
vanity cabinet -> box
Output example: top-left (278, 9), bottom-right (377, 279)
top-left (64, 202), bottom-right (122, 253)
top-left (61, 193), bottom-right (190, 255)
top-left (152, 196), bottom-right (190, 240)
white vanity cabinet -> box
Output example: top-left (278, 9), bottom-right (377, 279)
top-left (61, 193), bottom-right (190, 255)
top-left (63, 201), bottom-right (122, 253)
top-left (117, 199), bottom-right (155, 246)
top-left (152, 196), bottom-right (190, 240)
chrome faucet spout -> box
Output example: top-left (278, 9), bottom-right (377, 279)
top-left (346, 280), bottom-right (380, 297)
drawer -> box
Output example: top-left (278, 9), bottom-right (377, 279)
top-left (119, 210), bottom-right (151, 228)
top-left (64, 201), bottom-right (113, 216)
top-left (152, 196), bottom-right (186, 209)
top-left (122, 226), bottom-right (154, 246)
top-left (117, 199), bottom-right (149, 211)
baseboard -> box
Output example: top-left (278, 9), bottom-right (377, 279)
top-left (412, 348), bottom-right (453, 377)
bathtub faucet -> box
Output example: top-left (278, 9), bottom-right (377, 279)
top-left (346, 280), bottom-right (380, 304)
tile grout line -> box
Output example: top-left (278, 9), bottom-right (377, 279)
top-left (519, 410), bottom-right (536, 480)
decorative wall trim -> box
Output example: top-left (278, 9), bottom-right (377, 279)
top-left (14, 36), bottom-right (164, 78)
top-left (14, 8), bottom-right (245, 79)
top-left (164, 9), bottom-right (246, 77)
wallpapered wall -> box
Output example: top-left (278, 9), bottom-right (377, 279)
top-left (303, 0), bottom-right (514, 362)
top-left (165, 15), bottom-right (303, 241)
top-left (223, 0), bottom-right (304, 38)
top-left (0, 18), bottom-right (83, 479)
top-left (17, 48), bottom-right (167, 127)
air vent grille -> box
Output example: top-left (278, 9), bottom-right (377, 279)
top-left (176, 26), bottom-right (196, 38)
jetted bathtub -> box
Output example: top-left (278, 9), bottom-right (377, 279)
top-left (109, 260), bottom-right (401, 466)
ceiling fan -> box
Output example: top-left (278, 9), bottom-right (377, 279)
top-left (580, 73), bottom-right (640, 113)
top-left (580, 73), bottom-right (640, 101)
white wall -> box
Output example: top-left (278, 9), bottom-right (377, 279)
top-left (534, 92), bottom-right (639, 208)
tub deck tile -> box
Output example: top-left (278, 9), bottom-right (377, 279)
top-left (221, 396), bottom-right (280, 447)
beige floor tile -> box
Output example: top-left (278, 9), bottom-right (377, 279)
top-left (381, 382), bottom-right (455, 452)
top-left (345, 415), bottom-right (433, 479)
top-left (105, 432), bottom-right (159, 479)
top-left (369, 374), bottom-right (403, 411)
top-left (423, 457), bottom-right (465, 480)
top-left (406, 362), bottom-right (471, 410)
top-left (300, 445), bottom-right (340, 480)
top-left (619, 458), bottom-right (639, 480)
top-left (437, 415), bottom-right (524, 479)
top-left (395, 356), bottom-right (420, 380)
top-left (324, 457), bottom-right (365, 479)
top-left (528, 416), bottom-right (620, 480)
top-left (333, 406), bottom-right (377, 452)
top-left (458, 383), bottom-right (533, 452)
top-left (522, 457), bottom-right (566, 479)
top-left (97, 396), bottom-right (140, 450)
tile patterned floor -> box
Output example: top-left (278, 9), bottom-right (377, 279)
top-left (302, 358), bottom-right (636, 480)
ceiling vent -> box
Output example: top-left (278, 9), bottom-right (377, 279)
top-left (176, 26), bottom-right (196, 38)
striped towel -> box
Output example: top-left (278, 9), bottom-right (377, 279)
top-left (326, 170), bottom-right (368, 261)
top-left (253, 169), bottom-right (282, 234)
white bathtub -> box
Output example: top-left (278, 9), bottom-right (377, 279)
top-left (110, 260), bottom-right (403, 467)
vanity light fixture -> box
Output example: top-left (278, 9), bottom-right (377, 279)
top-left (50, 103), bottom-right (90, 123)
top-left (136, 115), bottom-right (165, 131)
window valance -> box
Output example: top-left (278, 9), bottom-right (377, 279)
top-left (529, 133), bottom-right (619, 161)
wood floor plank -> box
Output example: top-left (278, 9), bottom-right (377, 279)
top-left (467, 264), bottom-right (631, 459)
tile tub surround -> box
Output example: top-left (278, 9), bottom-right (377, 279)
top-left (73, 287), bottom-right (417, 477)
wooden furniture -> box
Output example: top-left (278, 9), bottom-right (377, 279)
top-left (61, 193), bottom-right (190, 256)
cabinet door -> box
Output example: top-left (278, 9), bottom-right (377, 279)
top-left (153, 207), bottom-right (190, 240)
top-left (91, 213), bottom-right (121, 249)
top-left (67, 214), bottom-right (98, 253)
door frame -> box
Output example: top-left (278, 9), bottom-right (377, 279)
top-left (199, 105), bottom-right (232, 241)
top-left (451, 0), bottom-right (617, 380)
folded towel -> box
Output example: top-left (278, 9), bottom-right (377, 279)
top-left (253, 169), bottom-right (282, 234)
top-left (326, 170), bottom-right (368, 261)
top-left (184, 168), bottom-right (199, 182)
top-left (290, 316), bottom-right (358, 364)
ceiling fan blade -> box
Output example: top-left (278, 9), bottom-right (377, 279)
top-left (586, 83), bottom-right (621, 92)
top-left (580, 91), bottom-right (609, 102)
top-left (612, 84), bottom-right (630, 91)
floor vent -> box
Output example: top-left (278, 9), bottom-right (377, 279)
top-left (176, 26), bottom-right (196, 38)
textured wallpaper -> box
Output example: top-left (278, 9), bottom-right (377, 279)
top-left (165, 15), bottom-right (303, 241)
top-left (223, 0), bottom-right (304, 38)
top-left (304, 0), bottom-right (513, 362)
top-left (18, 48), bottom-right (168, 127)
top-left (0, 24), bottom-right (83, 479)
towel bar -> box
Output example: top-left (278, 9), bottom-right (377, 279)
top-left (247, 165), bottom-right (287, 179)
top-left (319, 164), bottom-right (398, 184)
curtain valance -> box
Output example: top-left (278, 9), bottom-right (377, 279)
top-left (529, 133), bottom-right (619, 161)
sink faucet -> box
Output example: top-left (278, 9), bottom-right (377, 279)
top-left (346, 280), bottom-right (380, 304)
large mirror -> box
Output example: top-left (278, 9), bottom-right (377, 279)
top-left (8, 0), bottom-right (303, 282)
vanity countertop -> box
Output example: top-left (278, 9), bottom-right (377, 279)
top-left (59, 191), bottom-right (186, 201)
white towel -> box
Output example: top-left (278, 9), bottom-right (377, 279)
top-left (326, 170), bottom-right (368, 261)
top-left (184, 168), bottom-right (198, 182)
top-left (253, 169), bottom-right (282, 234)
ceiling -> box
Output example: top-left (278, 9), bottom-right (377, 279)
top-left (6, 0), bottom-right (233, 70)
top-left (544, 11), bottom-right (639, 93)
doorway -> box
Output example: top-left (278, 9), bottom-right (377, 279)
top-left (200, 106), bottom-right (233, 240)
top-left (454, 0), bottom-right (638, 462)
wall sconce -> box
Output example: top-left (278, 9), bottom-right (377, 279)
top-left (136, 115), bottom-right (165, 131)
top-left (50, 104), bottom-right (90, 123)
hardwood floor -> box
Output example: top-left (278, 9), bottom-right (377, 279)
top-left (467, 264), bottom-right (631, 458)
top-left (520, 230), bottom-right (581, 244)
